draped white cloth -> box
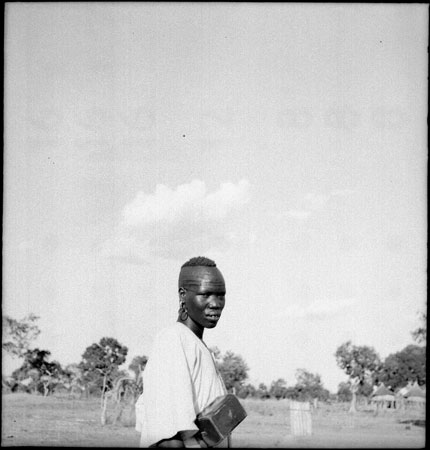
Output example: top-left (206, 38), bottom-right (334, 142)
top-left (135, 322), bottom-right (226, 447)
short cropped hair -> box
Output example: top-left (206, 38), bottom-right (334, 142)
top-left (181, 256), bottom-right (216, 268)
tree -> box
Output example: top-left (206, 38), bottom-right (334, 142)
top-left (237, 383), bottom-right (257, 399)
top-left (337, 381), bottom-right (352, 402)
top-left (61, 363), bottom-right (85, 397)
top-left (411, 309), bottom-right (426, 345)
top-left (335, 341), bottom-right (381, 413)
top-left (128, 355), bottom-right (148, 394)
top-left (256, 382), bottom-right (270, 399)
top-left (378, 344), bottom-right (426, 390)
top-left (2, 314), bottom-right (41, 359)
top-left (294, 369), bottom-right (330, 401)
top-left (211, 348), bottom-right (249, 393)
top-left (11, 348), bottom-right (63, 395)
top-left (79, 337), bottom-right (128, 405)
top-left (284, 386), bottom-right (300, 400)
top-left (358, 380), bottom-right (373, 399)
top-left (128, 355), bottom-right (148, 381)
top-left (269, 378), bottom-right (288, 400)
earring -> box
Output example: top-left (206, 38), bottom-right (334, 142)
top-left (179, 303), bottom-right (188, 321)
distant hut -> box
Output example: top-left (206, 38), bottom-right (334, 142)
top-left (371, 383), bottom-right (396, 412)
top-left (397, 382), bottom-right (412, 398)
top-left (403, 381), bottom-right (426, 410)
top-left (396, 382), bottom-right (412, 411)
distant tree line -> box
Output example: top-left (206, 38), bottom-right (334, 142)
top-left (210, 347), bottom-right (330, 401)
top-left (1, 314), bottom-right (331, 402)
top-left (2, 315), bottom-right (145, 400)
top-left (2, 307), bottom-right (426, 411)
top-left (334, 307), bottom-right (426, 412)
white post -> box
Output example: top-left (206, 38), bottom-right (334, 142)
top-left (289, 400), bottom-right (312, 436)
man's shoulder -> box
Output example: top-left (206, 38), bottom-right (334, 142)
top-left (154, 323), bottom-right (201, 351)
top-left (153, 323), bottom-right (185, 345)
top-left (149, 324), bottom-right (199, 362)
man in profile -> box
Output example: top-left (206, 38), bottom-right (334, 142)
top-left (135, 256), bottom-right (228, 447)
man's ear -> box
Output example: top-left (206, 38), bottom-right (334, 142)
top-left (178, 287), bottom-right (186, 300)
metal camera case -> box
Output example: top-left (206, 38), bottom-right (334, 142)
top-left (195, 394), bottom-right (247, 447)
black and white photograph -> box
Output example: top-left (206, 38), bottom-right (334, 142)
top-left (2, 2), bottom-right (427, 447)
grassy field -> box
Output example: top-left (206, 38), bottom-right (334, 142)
top-left (1, 393), bottom-right (425, 448)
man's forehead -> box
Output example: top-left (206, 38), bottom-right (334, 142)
top-left (179, 266), bottom-right (225, 289)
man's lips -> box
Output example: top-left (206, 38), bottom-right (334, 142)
top-left (206, 312), bottom-right (221, 320)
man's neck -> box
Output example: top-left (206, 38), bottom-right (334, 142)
top-left (177, 317), bottom-right (204, 339)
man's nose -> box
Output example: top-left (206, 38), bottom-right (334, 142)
top-left (208, 296), bottom-right (223, 308)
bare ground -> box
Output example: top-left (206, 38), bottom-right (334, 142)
top-left (1, 393), bottom-right (425, 448)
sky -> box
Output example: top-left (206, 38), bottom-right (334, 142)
top-left (3, 2), bottom-right (428, 393)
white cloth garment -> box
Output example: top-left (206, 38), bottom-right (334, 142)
top-left (135, 322), bottom-right (227, 447)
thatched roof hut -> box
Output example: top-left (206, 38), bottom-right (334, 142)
top-left (371, 383), bottom-right (395, 400)
top-left (404, 382), bottom-right (425, 403)
top-left (371, 383), bottom-right (396, 412)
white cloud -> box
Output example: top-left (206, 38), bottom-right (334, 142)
top-left (100, 235), bottom-right (149, 265)
top-left (280, 297), bottom-right (357, 319)
top-left (205, 180), bottom-right (251, 219)
top-left (285, 189), bottom-right (356, 221)
top-left (122, 179), bottom-right (250, 227)
top-left (304, 193), bottom-right (331, 211)
top-left (102, 179), bottom-right (251, 263)
top-left (331, 189), bottom-right (356, 197)
top-left (285, 210), bottom-right (312, 220)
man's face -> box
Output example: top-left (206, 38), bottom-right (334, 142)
top-left (179, 266), bottom-right (226, 329)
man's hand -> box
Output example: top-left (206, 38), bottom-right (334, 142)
top-left (193, 434), bottom-right (208, 448)
top-left (156, 433), bottom-right (185, 447)
top-left (155, 430), bottom-right (208, 448)
top-left (181, 430), bottom-right (207, 448)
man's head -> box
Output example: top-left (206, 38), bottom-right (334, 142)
top-left (178, 257), bottom-right (226, 334)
